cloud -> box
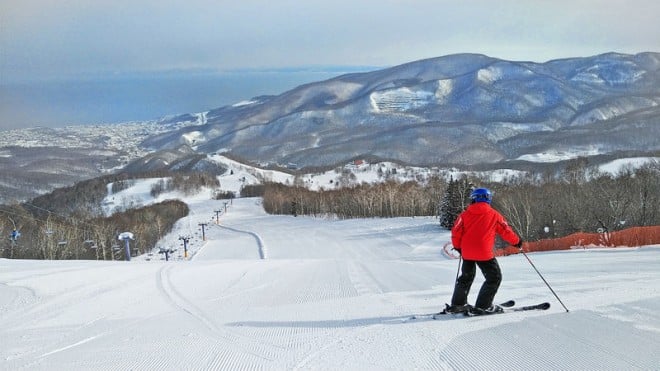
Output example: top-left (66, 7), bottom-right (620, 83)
top-left (1, 0), bottom-right (659, 82)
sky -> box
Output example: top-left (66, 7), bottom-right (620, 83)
top-left (2, 0), bottom-right (659, 82)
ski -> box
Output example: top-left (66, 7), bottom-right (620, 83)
top-left (407, 301), bottom-right (550, 321)
top-left (509, 302), bottom-right (551, 312)
top-left (498, 300), bottom-right (516, 308)
top-left (465, 302), bottom-right (551, 317)
top-left (408, 300), bottom-right (515, 321)
top-left (433, 300), bottom-right (516, 319)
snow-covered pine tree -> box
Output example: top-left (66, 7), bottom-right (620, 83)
top-left (439, 177), bottom-right (474, 229)
top-left (439, 177), bottom-right (456, 229)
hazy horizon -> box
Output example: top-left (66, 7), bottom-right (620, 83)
top-left (3, 1), bottom-right (658, 131)
top-left (3, 1), bottom-right (658, 82)
top-left (0, 68), bottom-right (369, 131)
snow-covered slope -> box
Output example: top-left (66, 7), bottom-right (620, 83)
top-left (1, 191), bottom-right (659, 369)
top-left (99, 154), bottom-right (658, 217)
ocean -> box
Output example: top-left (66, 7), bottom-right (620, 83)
top-left (0, 69), bottom-right (361, 131)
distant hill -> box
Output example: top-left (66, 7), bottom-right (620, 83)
top-left (142, 52), bottom-right (660, 167)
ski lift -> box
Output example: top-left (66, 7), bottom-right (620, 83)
top-left (56, 230), bottom-right (67, 246)
top-left (118, 232), bottom-right (135, 241)
top-left (84, 239), bottom-right (97, 249)
top-left (44, 218), bottom-right (55, 236)
top-left (158, 247), bottom-right (177, 261)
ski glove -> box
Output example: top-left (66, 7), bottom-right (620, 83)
top-left (515, 240), bottom-right (523, 250)
top-left (454, 248), bottom-right (462, 256)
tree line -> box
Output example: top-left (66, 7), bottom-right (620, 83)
top-left (150, 173), bottom-right (220, 198)
top-left (492, 161), bottom-right (659, 242)
top-left (2, 200), bottom-right (189, 260)
top-left (253, 159), bottom-right (659, 242)
top-left (253, 178), bottom-right (446, 218)
top-left (1, 170), bottom-right (217, 260)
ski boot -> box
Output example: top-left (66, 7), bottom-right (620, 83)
top-left (442, 303), bottom-right (472, 315)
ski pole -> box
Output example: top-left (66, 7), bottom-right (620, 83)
top-left (520, 249), bottom-right (570, 312)
top-left (455, 254), bottom-right (462, 284)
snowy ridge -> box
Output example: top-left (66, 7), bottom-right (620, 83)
top-left (102, 154), bottom-right (659, 216)
top-left (570, 96), bottom-right (660, 126)
top-left (136, 52), bottom-right (660, 168)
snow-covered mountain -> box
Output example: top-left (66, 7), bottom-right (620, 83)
top-left (143, 52), bottom-right (660, 167)
top-left (1, 52), bottom-right (659, 203)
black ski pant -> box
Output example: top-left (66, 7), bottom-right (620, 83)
top-left (451, 258), bottom-right (502, 309)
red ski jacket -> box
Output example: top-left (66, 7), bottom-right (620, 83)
top-left (451, 202), bottom-right (520, 261)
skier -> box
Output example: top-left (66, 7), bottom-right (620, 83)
top-left (446, 188), bottom-right (523, 315)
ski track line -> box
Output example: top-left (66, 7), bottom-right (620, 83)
top-left (350, 262), bottom-right (455, 371)
top-left (291, 324), bottom-right (378, 371)
top-left (347, 260), bottom-right (384, 296)
top-left (0, 282), bottom-right (38, 314)
top-left (13, 312), bottom-right (164, 369)
top-left (21, 274), bottom-right (170, 368)
top-left (156, 264), bottom-right (216, 331)
top-left (380, 221), bottom-right (439, 259)
top-left (599, 300), bottom-right (660, 332)
top-left (0, 265), bottom-right (96, 284)
top-left (66, 326), bottom-right (206, 371)
top-left (346, 259), bottom-right (420, 318)
top-left (216, 223), bottom-right (267, 259)
top-left (0, 270), bottom-right (143, 331)
top-left (208, 269), bottom-right (252, 301)
top-left (291, 261), bottom-right (356, 304)
top-left (39, 334), bottom-right (106, 358)
top-left (227, 261), bottom-right (362, 369)
top-left (291, 262), bottom-right (373, 370)
top-left (290, 320), bottom-right (447, 370)
top-left (156, 264), bottom-right (283, 365)
top-left (293, 260), bottom-right (414, 370)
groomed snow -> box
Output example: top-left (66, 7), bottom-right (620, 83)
top-left (370, 88), bottom-right (434, 112)
top-left (515, 147), bottom-right (604, 162)
top-left (232, 100), bottom-right (258, 107)
top-left (2, 192), bottom-right (660, 370)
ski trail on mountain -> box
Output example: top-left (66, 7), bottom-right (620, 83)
top-left (215, 223), bottom-right (267, 259)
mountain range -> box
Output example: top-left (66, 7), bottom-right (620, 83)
top-left (1, 52), bottom-right (659, 203)
top-left (143, 52), bottom-right (660, 167)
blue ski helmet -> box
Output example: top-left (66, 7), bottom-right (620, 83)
top-left (470, 188), bottom-right (492, 204)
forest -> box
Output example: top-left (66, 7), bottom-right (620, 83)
top-left (2, 159), bottom-right (658, 260)
top-left (255, 159), bottom-right (659, 242)
top-left (0, 172), bottom-right (220, 259)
